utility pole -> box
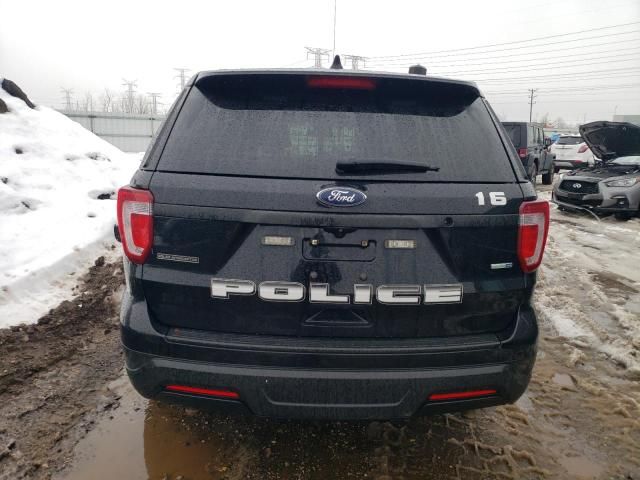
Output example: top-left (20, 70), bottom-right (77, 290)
top-left (305, 47), bottom-right (331, 68)
top-left (343, 55), bottom-right (367, 70)
top-left (147, 92), bottom-right (161, 115)
top-left (122, 79), bottom-right (137, 113)
top-left (61, 88), bottom-right (73, 110)
top-left (174, 68), bottom-right (190, 91)
top-left (528, 88), bottom-right (537, 122)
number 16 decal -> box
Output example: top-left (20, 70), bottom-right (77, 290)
top-left (475, 192), bottom-right (507, 206)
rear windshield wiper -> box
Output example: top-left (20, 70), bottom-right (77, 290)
top-left (335, 160), bottom-right (440, 174)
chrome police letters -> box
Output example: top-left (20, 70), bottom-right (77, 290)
top-left (211, 279), bottom-right (463, 304)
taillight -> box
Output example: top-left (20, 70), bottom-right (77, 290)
top-left (577, 143), bottom-right (589, 153)
top-left (518, 200), bottom-right (549, 273)
top-left (117, 186), bottom-right (154, 264)
top-left (307, 76), bottom-right (376, 90)
top-left (429, 389), bottom-right (497, 401)
top-left (165, 385), bottom-right (240, 399)
top-left (517, 148), bottom-right (528, 159)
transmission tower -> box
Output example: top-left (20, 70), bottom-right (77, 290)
top-left (343, 54), bottom-right (367, 70)
top-left (305, 47), bottom-right (331, 68)
top-left (122, 79), bottom-right (138, 113)
top-left (528, 88), bottom-right (538, 122)
top-left (61, 88), bottom-right (74, 110)
top-left (174, 68), bottom-right (190, 91)
top-left (147, 92), bottom-right (161, 115)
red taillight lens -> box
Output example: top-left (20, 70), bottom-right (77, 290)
top-left (577, 143), bottom-right (589, 153)
top-left (517, 148), bottom-right (528, 159)
top-left (429, 389), bottom-right (497, 401)
top-left (307, 76), bottom-right (376, 90)
top-left (518, 200), bottom-right (550, 273)
top-left (117, 186), bottom-right (154, 264)
top-left (165, 385), bottom-right (240, 399)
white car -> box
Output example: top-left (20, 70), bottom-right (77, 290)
top-left (550, 135), bottom-right (595, 171)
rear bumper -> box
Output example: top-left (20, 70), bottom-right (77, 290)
top-left (554, 160), bottom-right (589, 169)
top-left (121, 294), bottom-right (538, 420)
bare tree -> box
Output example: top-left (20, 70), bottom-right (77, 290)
top-left (80, 92), bottom-right (94, 112)
top-left (539, 112), bottom-right (550, 127)
top-left (134, 94), bottom-right (150, 114)
top-left (100, 89), bottom-right (114, 112)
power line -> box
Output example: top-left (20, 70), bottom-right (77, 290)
top-left (60, 88), bottom-right (73, 110)
top-left (430, 51), bottom-right (640, 76)
top-left (305, 47), bottom-right (331, 68)
top-left (485, 83), bottom-right (640, 95)
top-left (473, 66), bottom-right (640, 83)
top-left (147, 92), bottom-right (161, 115)
top-left (491, 97), bottom-right (640, 104)
top-left (343, 54), bottom-right (367, 70)
top-left (174, 68), bottom-right (190, 91)
top-left (368, 21), bottom-right (640, 60)
top-left (367, 29), bottom-right (640, 66)
top-left (121, 79), bottom-right (137, 113)
top-left (378, 43), bottom-right (640, 69)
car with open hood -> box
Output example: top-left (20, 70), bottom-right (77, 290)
top-left (553, 121), bottom-right (640, 220)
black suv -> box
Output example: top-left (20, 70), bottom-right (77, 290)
top-left (502, 122), bottom-right (555, 185)
top-left (117, 68), bottom-right (549, 420)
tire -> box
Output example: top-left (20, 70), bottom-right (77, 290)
top-left (541, 168), bottom-right (554, 185)
top-left (614, 212), bottom-right (632, 221)
top-left (529, 163), bottom-right (538, 185)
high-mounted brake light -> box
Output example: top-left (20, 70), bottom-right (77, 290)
top-left (307, 76), bottom-right (376, 90)
top-left (518, 200), bottom-right (549, 273)
top-left (429, 389), bottom-right (497, 401)
top-left (577, 143), bottom-right (589, 153)
top-left (517, 148), bottom-right (528, 159)
top-left (165, 385), bottom-right (240, 399)
top-left (117, 186), bottom-right (154, 264)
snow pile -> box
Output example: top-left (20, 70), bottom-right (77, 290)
top-left (0, 85), bottom-right (140, 327)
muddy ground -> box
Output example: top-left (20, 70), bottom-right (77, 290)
top-left (1, 187), bottom-right (639, 480)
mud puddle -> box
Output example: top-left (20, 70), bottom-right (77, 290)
top-left (56, 334), bottom-right (640, 480)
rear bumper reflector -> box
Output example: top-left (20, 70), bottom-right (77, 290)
top-left (165, 385), bottom-right (240, 399)
top-left (428, 389), bottom-right (497, 401)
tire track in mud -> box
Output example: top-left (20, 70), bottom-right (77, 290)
top-left (0, 256), bottom-right (125, 480)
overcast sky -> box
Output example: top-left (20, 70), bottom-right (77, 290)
top-left (1, 0), bottom-right (639, 124)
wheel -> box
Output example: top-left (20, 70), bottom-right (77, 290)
top-left (541, 168), bottom-right (554, 185)
top-left (529, 163), bottom-right (538, 185)
top-left (614, 212), bottom-right (632, 221)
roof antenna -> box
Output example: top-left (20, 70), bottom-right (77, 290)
top-left (408, 64), bottom-right (427, 75)
top-left (330, 55), bottom-right (343, 69)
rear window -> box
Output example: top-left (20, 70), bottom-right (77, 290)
top-left (158, 74), bottom-right (515, 183)
top-left (556, 136), bottom-right (583, 145)
top-left (502, 124), bottom-right (523, 148)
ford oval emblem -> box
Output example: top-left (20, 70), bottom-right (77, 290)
top-left (316, 187), bottom-right (367, 207)
top-left (573, 183), bottom-right (582, 189)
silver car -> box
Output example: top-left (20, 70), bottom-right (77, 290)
top-left (553, 121), bottom-right (640, 221)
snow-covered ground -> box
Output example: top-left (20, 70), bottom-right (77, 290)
top-left (536, 188), bottom-right (640, 378)
top-left (0, 85), bottom-right (140, 327)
